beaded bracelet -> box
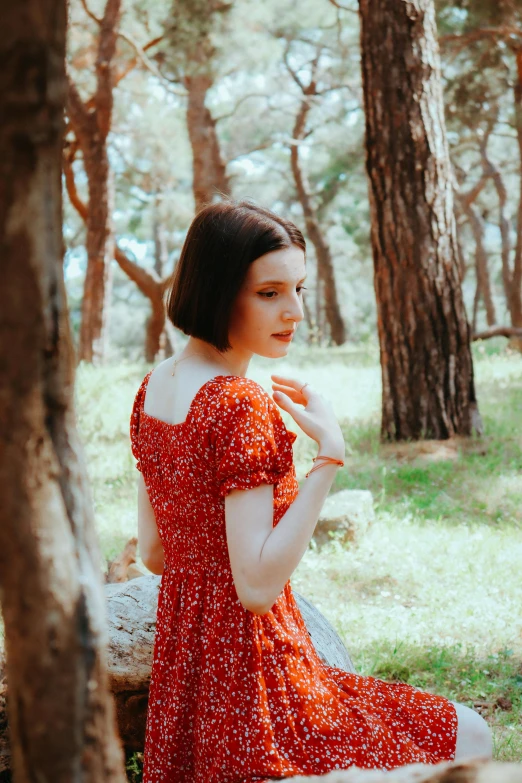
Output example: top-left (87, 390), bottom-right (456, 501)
top-left (305, 455), bottom-right (345, 478)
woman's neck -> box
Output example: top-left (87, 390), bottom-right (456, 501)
top-left (182, 337), bottom-right (251, 378)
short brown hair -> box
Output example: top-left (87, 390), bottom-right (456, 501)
top-left (166, 200), bottom-right (306, 352)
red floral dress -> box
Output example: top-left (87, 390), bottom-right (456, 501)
top-left (130, 370), bottom-right (457, 783)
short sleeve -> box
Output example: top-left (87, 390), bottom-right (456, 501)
top-left (129, 374), bottom-right (149, 473)
top-left (213, 379), bottom-right (297, 498)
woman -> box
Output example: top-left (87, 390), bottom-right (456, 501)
top-left (130, 200), bottom-right (492, 782)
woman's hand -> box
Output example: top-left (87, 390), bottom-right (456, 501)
top-left (270, 374), bottom-right (345, 459)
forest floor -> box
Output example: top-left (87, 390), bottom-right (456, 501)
top-left (1, 341), bottom-right (521, 768)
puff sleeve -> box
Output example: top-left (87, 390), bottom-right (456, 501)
top-left (129, 375), bottom-right (148, 472)
top-left (213, 379), bottom-right (297, 498)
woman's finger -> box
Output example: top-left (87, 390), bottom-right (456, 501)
top-left (272, 381), bottom-right (311, 406)
top-left (270, 375), bottom-right (311, 397)
top-left (272, 383), bottom-right (304, 402)
top-left (271, 382), bottom-right (301, 398)
top-left (270, 375), bottom-right (307, 390)
top-left (272, 389), bottom-right (302, 418)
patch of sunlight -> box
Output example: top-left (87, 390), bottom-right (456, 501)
top-left (475, 473), bottom-right (522, 523)
top-left (292, 514), bottom-right (522, 659)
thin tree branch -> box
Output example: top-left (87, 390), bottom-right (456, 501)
top-left (116, 31), bottom-right (185, 95)
top-left (63, 143), bottom-right (89, 221)
top-left (440, 26), bottom-right (522, 54)
top-left (78, 0), bottom-right (179, 98)
top-left (456, 172), bottom-right (489, 208)
top-left (327, 0), bottom-right (358, 14)
top-left (473, 325), bottom-right (522, 340)
top-left (283, 40), bottom-right (306, 92)
top-left (214, 92), bottom-right (271, 122)
top-left (79, 0), bottom-right (102, 24)
top-left (66, 74), bottom-right (93, 142)
top-left (63, 146), bottom-right (164, 292)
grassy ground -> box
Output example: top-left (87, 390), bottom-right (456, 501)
top-left (2, 342), bottom-right (522, 767)
top-left (288, 342), bottom-right (522, 762)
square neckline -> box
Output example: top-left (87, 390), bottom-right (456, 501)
top-left (140, 369), bottom-right (241, 429)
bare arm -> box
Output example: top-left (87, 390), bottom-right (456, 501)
top-left (225, 375), bottom-right (345, 615)
top-left (225, 438), bottom-right (343, 614)
top-left (137, 473), bottom-right (164, 575)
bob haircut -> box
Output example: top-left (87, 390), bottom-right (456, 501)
top-left (166, 200), bottom-right (306, 352)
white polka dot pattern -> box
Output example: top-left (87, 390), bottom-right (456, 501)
top-left (129, 371), bottom-right (458, 783)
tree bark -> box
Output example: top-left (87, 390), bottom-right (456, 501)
top-left (479, 142), bottom-right (513, 320)
top-left (286, 53), bottom-right (346, 346)
top-left (81, 142), bottom-right (115, 364)
top-left (457, 197), bottom-right (497, 327)
top-left (0, 580), bottom-right (355, 772)
top-left (0, 1), bottom-right (126, 779)
top-left (66, 0), bottom-right (122, 366)
top-left (63, 151), bottom-right (174, 362)
top-left (358, 0), bottom-right (480, 440)
top-left (185, 73), bottom-right (231, 212)
top-left (301, 294), bottom-right (315, 344)
top-left (510, 47), bottom-right (522, 343)
top-left (151, 204), bottom-right (174, 360)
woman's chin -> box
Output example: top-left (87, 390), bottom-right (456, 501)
top-left (258, 343), bottom-right (291, 359)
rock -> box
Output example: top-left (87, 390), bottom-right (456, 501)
top-left (313, 489), bottom-right (374, 548)
top-left (295, 592), bottom-right (355, 673)
top-left (104, 577), bottom-right (357, 748)
top-left (286, 760), bottom-right (522, 782)
top-left (0, 576), bottom-right (356, 767)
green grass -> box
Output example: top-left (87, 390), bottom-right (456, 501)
top-left (354, 641), bottom-right (522, 762)
top-left (288, 343), bottom-right (522, 762)
top-left (1, 343), bottom-right (522, 766)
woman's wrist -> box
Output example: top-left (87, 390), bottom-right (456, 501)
top-left (317, 438), bottom-right (345, 462)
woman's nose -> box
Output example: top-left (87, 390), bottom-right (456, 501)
top-left (285, 293), bottom-right (305, 322)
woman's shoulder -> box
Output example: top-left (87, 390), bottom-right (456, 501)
top-left (201, 374), bottom-right (269, 419)
top-left (202, 374), bottom-right (295, 438)
top-left (213, 374), bottom-right (267, 398)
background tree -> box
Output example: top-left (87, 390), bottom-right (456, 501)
top-left (438, 1), bottom-right (522, 345)
top-left (67, 0), bottom-right (123, 365)
top-left (65, 0), bottom-right (176, 362)
top-left (0, 0), bottom-right (126, 779)
top-left (162, 0), bottom-right (233, 210)
top-left (283, 40), bottom-right (347, 345)
top-left (63, 0), bottom-right (522, 362)
top-left (358, 0), bottom-right (480, 440)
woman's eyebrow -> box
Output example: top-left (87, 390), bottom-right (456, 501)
top-left (257, 277), bottom-right (307, 285)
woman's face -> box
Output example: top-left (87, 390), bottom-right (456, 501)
top-left (228, 245), bottom-right (306, 358)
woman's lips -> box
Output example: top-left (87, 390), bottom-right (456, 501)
top-left (272, 332), bottom-right (293, 342)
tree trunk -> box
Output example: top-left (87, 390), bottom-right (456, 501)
top-left (185, 73), bottom-right (231, 212)
top-left (151, 207), bottom-right (173, 361)
top-left (66, 0), bottom-right (122, 366)
top-left (358, 0), bottom-right (480, 441)
top-left (510, 48), bottom-right (522, 346)
top-left (480, 143), bottom-right (512, 320)
top-left (459, 199), bottom-right (497, 327)
top-left (0, 579), bottom-right (355, 772)
top-left (152, 204), bottom-right (168, 278)
top-left (0, 2), bottom-right (126, 780)
top-left (63, 150), bottom-right (175, 363)
top-left (291, 103), bottom-right (346, 346)
top-left (79, 145), bottom-right (115, 364)
top-left (302, 294), bottom-right (315, 344)
top-left (145, 299), bottom-right (169, 363)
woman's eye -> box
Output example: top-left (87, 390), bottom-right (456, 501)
top-left (258, 287), bottom-right (307, 299)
